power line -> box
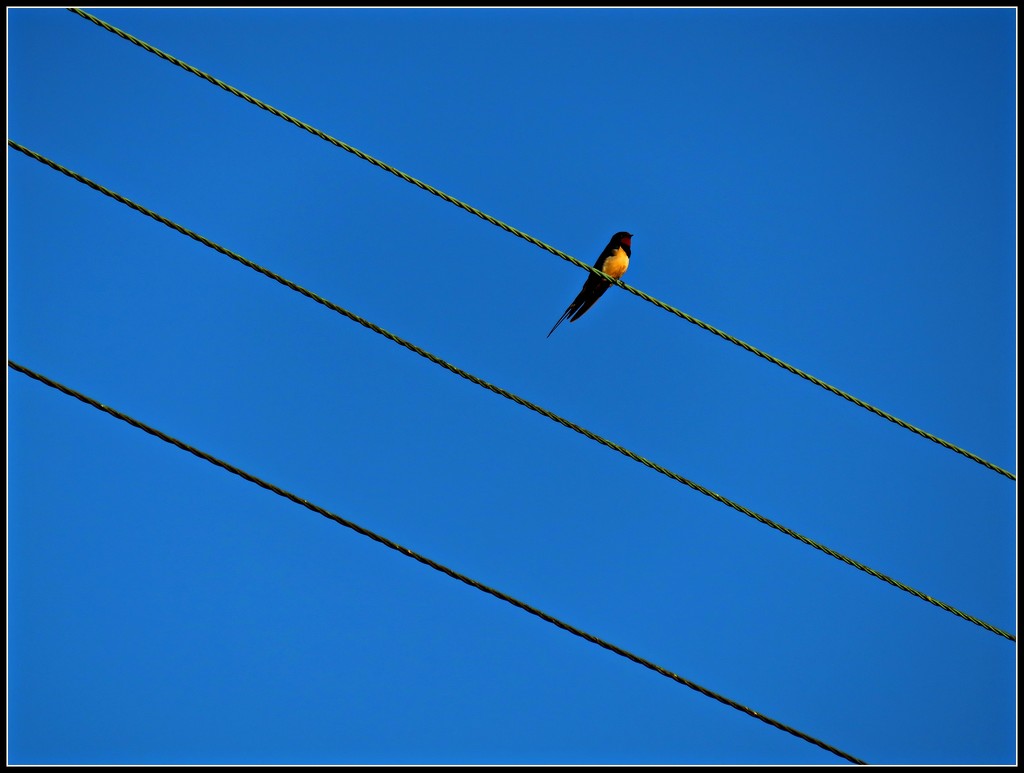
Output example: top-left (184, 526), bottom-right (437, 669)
top-left (9, 359), bottom-right (867, 765)
top-left (66, 6), bottom-right (1015, 483)
top-left (8, 139), bottom-right (1014, 643)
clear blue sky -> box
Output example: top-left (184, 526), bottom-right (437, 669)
top-left (8, 7), bottom-right (1016, 765)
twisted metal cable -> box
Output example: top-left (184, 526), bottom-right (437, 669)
top-left (8, 359), bottom-right (867, 765)
top-left (67, 6), bottom-right (1015, 482)
top-left (8, 139), bottom-right (1014, 643)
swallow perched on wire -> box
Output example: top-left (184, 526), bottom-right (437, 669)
top-left (547, 231), bottom-right (633, 337)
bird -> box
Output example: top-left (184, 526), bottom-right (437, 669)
top-left (547, 231), bottom-right (633, 338)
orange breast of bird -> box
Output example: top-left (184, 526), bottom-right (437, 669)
top-left (601, 248), bottom-right (630, 280)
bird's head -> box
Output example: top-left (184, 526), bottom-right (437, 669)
top-left (614, 232), bottom-right (633, 248)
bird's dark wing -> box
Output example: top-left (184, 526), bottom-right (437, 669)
top-left (568, 275), bottom-right (611, 322)
top-left (546, 273), bottom-right (611, 337)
